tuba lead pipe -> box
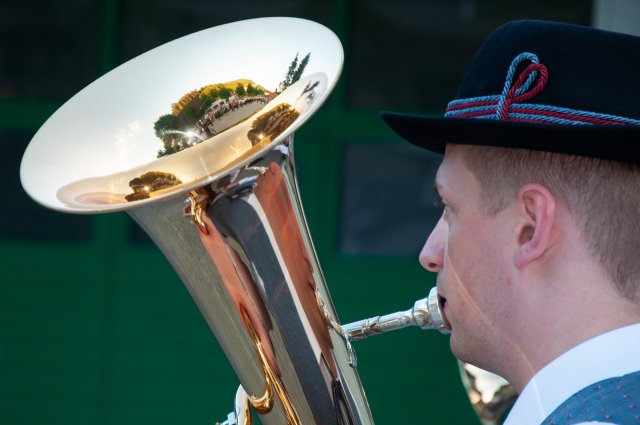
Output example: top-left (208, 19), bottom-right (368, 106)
top-left (342, 287), bottom-right (450, 341)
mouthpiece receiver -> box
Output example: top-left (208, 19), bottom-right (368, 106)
top-left (342, 287), bottom-right (450, 342)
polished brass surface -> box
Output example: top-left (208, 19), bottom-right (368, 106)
top-left (52, 72), bottom-right (328, 211)
top-left (342, 287), bottom-right (450, 341)
top-left (125, 171), bottom-right (183, 201)
top-left (245, 321), bottom-right (276, 414)
top-left (316, 289), bottom-right (357, 367)
top-left (187, 188), bottom-right (211, 235)
top-left (21, 17), bottom-right (372, 425)
top-left (238, 387), bottom-right (252, 425)
top-left (127, 140), bottom-right (373, 425)
top-left (459, 362), bottom-right (518, 425)
top-left (246, 320), bottom-right (300, 424)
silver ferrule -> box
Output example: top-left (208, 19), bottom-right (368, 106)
top-left (342, 287), bottom-right (450, 342)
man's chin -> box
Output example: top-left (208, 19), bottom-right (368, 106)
top-left (451, 341), bottom-right (503, 380)
top-left (450, 336), bottom-right (482, 369)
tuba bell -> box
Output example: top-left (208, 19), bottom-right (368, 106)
top-left (20, 17), bottom-right (514, 424)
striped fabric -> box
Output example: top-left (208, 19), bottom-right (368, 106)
top-left (444, 52), bottom-right (640, 126)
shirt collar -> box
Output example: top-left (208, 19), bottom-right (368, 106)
top-left (503, 323), bottom-right (640, 425)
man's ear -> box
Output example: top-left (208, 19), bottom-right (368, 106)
top-left (513, 184), bottom-right (557, 269)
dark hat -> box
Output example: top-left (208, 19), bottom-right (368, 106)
top-left (381, 20), bottom-right (640, 164)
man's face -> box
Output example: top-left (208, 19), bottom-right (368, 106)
top-left (419, 145), bottom-right (518, 371)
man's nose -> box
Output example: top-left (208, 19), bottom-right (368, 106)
top-left (419, 217), bottom-right (446, 272)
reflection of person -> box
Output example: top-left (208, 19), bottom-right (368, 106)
top-left (196, 213), bottom-right (281, 378)
top-left (382, 20), bottom-right (640, 424)
top-left (254, 162), bottom-right (338, 380)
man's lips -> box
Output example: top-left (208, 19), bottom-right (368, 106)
top-left (438, 293), bottom-right (453, 331)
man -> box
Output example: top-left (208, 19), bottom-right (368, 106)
top-left (382, 20), bottom-right (640, 424)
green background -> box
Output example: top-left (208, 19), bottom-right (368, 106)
top-left (0, 1), bottom-right (593, 424)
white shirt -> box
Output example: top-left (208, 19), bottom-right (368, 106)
top-left (503, 322), bottom-right (640, 425)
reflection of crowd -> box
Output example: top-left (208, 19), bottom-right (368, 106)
top-left (197, 95), bottom-right (269, 137)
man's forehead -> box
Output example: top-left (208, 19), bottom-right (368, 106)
top-left (434, 145), bottom-right (475, 192)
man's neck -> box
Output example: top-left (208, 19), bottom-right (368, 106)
top-left (506, 279), bottom-right (640, 392)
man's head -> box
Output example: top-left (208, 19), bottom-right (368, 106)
top-left (420, 143), bottom-right (640, 390)
top-left (382, 20), bottom-right (640, 388)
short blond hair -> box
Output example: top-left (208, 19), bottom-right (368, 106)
top-left (459, 144), bottom-right (640, 301)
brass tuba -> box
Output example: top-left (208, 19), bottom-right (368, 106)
top-left (20, 17), bottom-right (513, 424)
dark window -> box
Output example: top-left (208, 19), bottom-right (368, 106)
top-left (340, 142), bottom-right (442, 257)
top-left (118, 0), bottom-right (332, 63)
top-left (348, 0), bottom-right (592, 110)
top-left (0, 1), bottom-right (102, 99)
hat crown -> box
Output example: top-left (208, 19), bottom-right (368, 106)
top-left (380, 19), bottom-right (640, 164)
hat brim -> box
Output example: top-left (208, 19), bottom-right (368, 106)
top-left (381, 111), bottom-right (640, 164)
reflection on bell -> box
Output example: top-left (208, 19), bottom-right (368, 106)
top-left (458, 361), bottom-right (518, 425)
top-left (21, 17), bottom-right (356, 425)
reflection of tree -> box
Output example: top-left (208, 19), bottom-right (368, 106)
top-left (247, 103), bottom-right (300, 146)
top-left (152, 55), bottom-right (309, 158)
top-left (283, 55), bottom-right (299, 88)
top-left (125, 171), bottom-right (182, 202)
top-left (182, 104), bottom-right (200, 122)
top-left (280, 52), bottom-right (310, 91)
top-left (291, 53), bottom-right (310, 85)
top-left (301, 80), bottom-right (320, 102)
top-left (171, 90), bottom-right (199, 115)
top-left (302, 80), bottom-right (320, 95)
top-left (246, 83), bottom-right (264, 96)
top-left (154, 114), bottom-right (184, 157)
top-left (154, 114), bottom-right (181, 138)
